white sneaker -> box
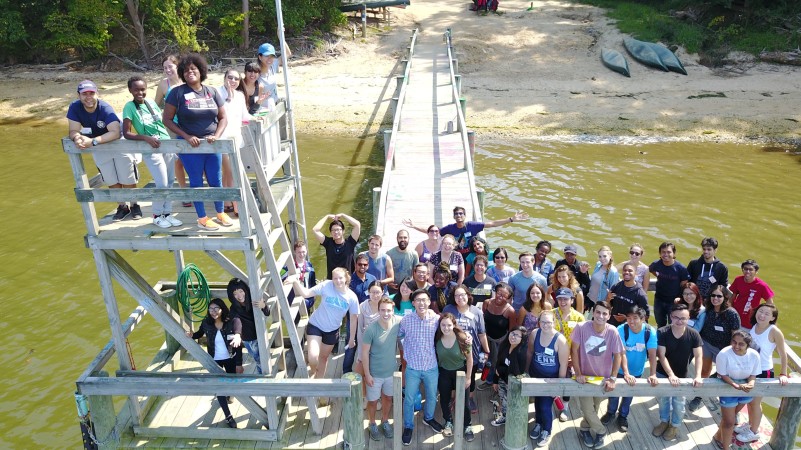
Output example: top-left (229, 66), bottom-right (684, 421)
top-left (733, 423), bottom-right (751, 435)
top-left (163, 214), bottom-right (183, 227)
top-left (153, 215), bottom-right (171, 229)
top-left (736, 429), bottom-right (760, 443)
top-left (537, 430), bottom-right (551, 447)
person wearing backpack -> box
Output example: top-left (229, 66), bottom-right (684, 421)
top-left (601, 306), bottom-right (657, 433)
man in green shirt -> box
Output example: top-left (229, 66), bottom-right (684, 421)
top-left (361, 298), bottom-right (400, 440)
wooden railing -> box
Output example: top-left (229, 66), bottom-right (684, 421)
top-left (374, 28), bottom-right (419, 238)
top-left (444, 28), bottom-right (483, 223)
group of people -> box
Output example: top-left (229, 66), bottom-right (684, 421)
top-left (66, 42), bottom-right (288, 229)
top-left (277, 207), bottom-right (788, 449)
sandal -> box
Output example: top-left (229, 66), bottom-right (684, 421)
top-left (713, 437), bottom-right (724, 449)
top-left (224, 204), bottom-right (235, 213)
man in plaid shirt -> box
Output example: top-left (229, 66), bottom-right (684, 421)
top-left (399, 289), bottom-right (443, 445)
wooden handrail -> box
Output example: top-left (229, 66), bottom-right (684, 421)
top-left (374, 28), bottom-right (419, 237)
top-left (444, 29), bottom-right (482, 222)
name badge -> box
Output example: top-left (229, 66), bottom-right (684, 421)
top-left (484, 284), bottom-right (492, 289)
top-left (544, 348), bottom-right (554, 355)
top-left (423, 252), bottom-right (431, 259)
top-left (184, 92), bottom-right (197, 100)
top-left (598, 345), bottom-right (607, 353)
top-left (450, 264), bottom-right (458, 272)
top-left (687, 319), bottom-right (696, 327)
top-left (709, 276), bottom-right (717, 283)
top-left (568, 321), bottom-right (577, 328)
top-left (504, 358), bottom-right (511, 365)
top-left (80, 127), bottom-right (92, 135)
top-left (464, 311), bottom-right (475, 320)
top-left (715, 325), bottom-right (724, 332)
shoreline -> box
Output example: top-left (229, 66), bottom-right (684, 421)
top-left (2, 0), bottom-right (801, 145)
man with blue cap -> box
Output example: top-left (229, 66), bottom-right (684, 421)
top-left (67, 80), bottom-right (141, 222)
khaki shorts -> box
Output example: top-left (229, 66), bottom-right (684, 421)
top-left (94, 153), bottom-right (139, 186)
top-left (365, 375), bottom-right (394, 401)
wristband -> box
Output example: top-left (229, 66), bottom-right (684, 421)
top-left (780, 373), bottom-right (788, 377)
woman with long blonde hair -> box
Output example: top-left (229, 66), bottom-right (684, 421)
top-left (547, 264), bottom-right (585, 313)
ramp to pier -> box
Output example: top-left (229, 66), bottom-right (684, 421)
top-left (374, 29), bottom-right (482, 245)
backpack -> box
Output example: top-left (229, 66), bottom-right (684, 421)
top-left (623, 324), bottom-right (652, 344)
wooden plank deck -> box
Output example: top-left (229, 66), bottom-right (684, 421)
top-left (117, 345), bottom-right (774, 449)
top-left (378, 34), bottom-right (478, 246)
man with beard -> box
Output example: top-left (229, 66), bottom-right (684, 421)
top-left (607, 263), bottom-right (649, 326)
top-left (67, 80), bottom-right (141, 221)
top-left (386, 229), bottom-right (419, 293)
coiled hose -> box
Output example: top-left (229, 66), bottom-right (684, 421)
top-left (176, 263), bottom-right (211, 322)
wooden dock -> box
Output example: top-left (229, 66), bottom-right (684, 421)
top-left (114, 345), bottom-right (779, 450)
top-left (374, 29), bottom-right (483, 246)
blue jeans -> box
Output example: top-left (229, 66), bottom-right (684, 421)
top-left (403, 366), bottom-right (438, 429)
top-left (534, 396), bottom-right (555, 433)
top-left (653, 301), bottom-right (671, 328)
top-left (606, 374), bottom-right (633, 417)
top-left (657, 373), bottom-right (685, 426)
top-left (178, 153), bottom-right (223, 218)
top-left (243, 339), bottom-right (262, 375)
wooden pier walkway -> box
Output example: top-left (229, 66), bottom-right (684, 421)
top-left (374, 29), bottom-right (483, 245)
top-left (116, 346), bottom-right (773, 450)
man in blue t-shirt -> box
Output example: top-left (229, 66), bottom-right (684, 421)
top-left (403, 206), bottom-right (529, 255)
top-left (67, 80), bottom-right (141, 222)
top-left (648, 242), bottom-right (690, 328)
top-left (601, 306), bottom-right (657, 433)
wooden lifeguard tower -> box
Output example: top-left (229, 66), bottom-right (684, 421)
top-left (63, 29), bottom-right (340, 446)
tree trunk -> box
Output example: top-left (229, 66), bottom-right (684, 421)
top-left (125, 0), bottom-right (151, 67)
top-left (242, 0), bottom-right (250, 49)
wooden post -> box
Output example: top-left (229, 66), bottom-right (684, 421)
top-left (372, 187), bottom-right (381, 228)
top-left (459, 97), bottom-right (467, 122)
top-left (455, 74), bottom-right (462, 96)
top-left (361, 4), bottom-right (367, 38)
top-left (87, 371), bottom-right (118, 450)
top-left (467, 130), bottom-right (475, 161)
top-left (454, 371), bottom-right (466, 450)
top-left (769, 395), bottom-right (801, 450)
top-left (502, 375), bottom-right (529, 450)
top-left (476, 188), bottom-right (485, 221)
top-left (393, 371), bottom-right (403, 450)
top-left (343, 372), bottom-right (365, 450)
top-left (452, 58), bottom-right (459, 74)
top-left (383, 129), bottom-right (392, 160)
top-left (162, 291), bottom-right (180, 354)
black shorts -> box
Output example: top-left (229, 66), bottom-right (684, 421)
top-left (756, 369), bottom-right (774, 379)
top-left (307, 323), bottom-right (340, 346)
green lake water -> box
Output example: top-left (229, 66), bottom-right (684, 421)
top-left (1, 121), bottom-right (799, 448)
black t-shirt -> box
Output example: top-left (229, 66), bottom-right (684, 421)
top-left (464, 275), bottom-right (496, 304)
top-left (656, 325), bottom-right (702, 378)
top-left (322, 235), bottom-right (358, 279)
top-left (608, 281), bottom-right (649, 326)
top-left (687, 257), bottom-right (729, 298)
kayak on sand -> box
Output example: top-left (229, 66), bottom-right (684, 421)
top-left (601, 48), bottom-right (631, 77)
top-left (624, 38), bottom-right (669, 72)
top-left (648, 42), bottom-right (688, 75)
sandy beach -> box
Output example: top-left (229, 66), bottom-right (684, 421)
top-left (2, 0), bottom-right (800, 143)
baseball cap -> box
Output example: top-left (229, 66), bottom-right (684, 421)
top-left (77, 80), bottom-right (98, 93)
top-left (555, 287), bottom-right (574, 299)
top-left (564, 244), bottom-right (578, 255)
top-left (258, 43), bottom-right (276, 56)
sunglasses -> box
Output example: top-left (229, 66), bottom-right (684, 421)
top-left (629, 251), bottom-right (641, 256)
top-left (227, 75), bottom-right (240, 81)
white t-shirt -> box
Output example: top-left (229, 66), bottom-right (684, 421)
top-left (716, 346), bottom-right (761, 380)
top-left (308, 281), bottom-right (359, 332)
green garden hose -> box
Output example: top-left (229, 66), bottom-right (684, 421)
top-left (176, 263), bottom-right (211, 322)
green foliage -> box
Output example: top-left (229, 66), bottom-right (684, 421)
top-left (44, 0), bottom-right (123, 59)
top-left (219, 12), bottom-right (246, 46)
top-left (149, 0), bottom-right (207, 52)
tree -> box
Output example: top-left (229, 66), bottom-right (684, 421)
top-left (125, 0), bottom-right (152, 66)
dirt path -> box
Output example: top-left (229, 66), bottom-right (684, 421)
top-left (2, 0), bottom-right (800, 143)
